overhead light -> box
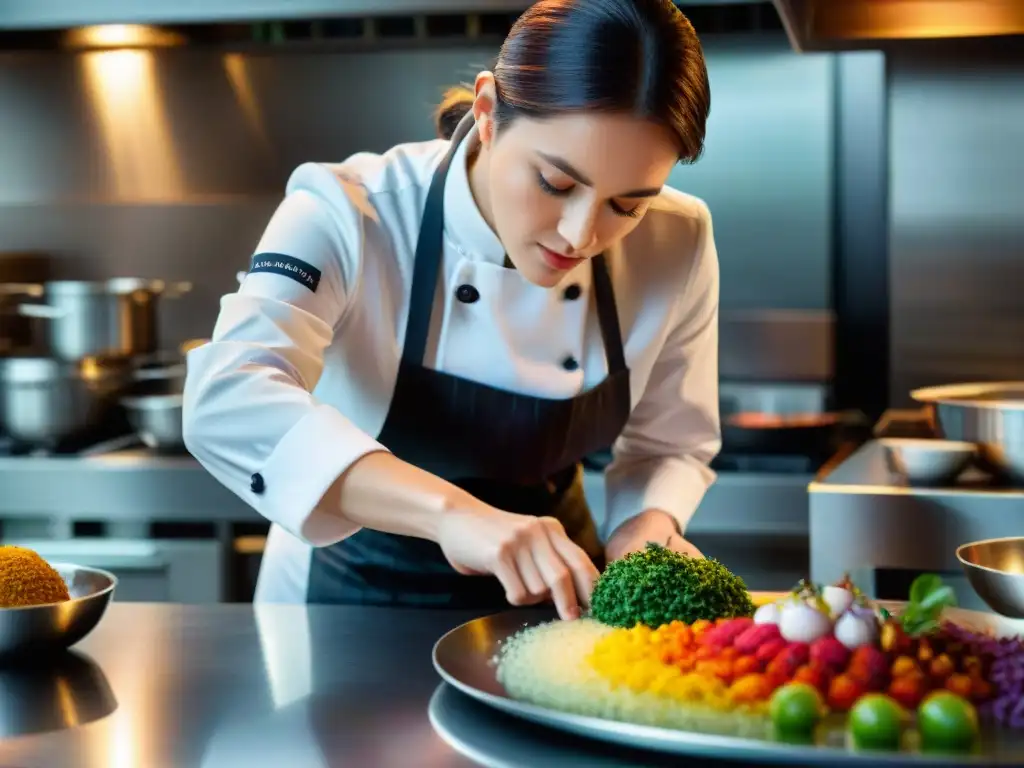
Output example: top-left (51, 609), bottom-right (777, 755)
top-left (63, 24), bottom-right (185, 50)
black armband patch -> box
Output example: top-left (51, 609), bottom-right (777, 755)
top-left (249, 253), bottom-right (322, 293)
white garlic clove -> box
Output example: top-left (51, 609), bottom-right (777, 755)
top-left (779, 600), bottom-right (833, 644)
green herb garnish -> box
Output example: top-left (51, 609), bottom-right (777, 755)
top-left (590, 542), bottom-right (755, 628)
top-left (900, 573), bottom-right (957, 636)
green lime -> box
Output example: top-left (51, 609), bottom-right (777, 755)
top-left (770, 683), bottom-right (825, 736)
top-left (848, 694), bottom-right (905, 749)
top-left (918, 692), bottom-right (979, 752)
top-left (773, 725), bottom-right (816, 746)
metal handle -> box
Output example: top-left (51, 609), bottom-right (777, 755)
top-left (17, 303), bottom-right (67, 319)
top-left (78, 434), bottom-right (144, 456)
top-left (160, 281), bottom-right (193, 299)
top-left (0, 282), bottom-right (44, 297)
top-left (125, 279), bottom-right (193, 300)
top-left (130, 362), bottom-right (186, 382)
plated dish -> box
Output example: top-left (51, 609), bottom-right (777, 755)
top-left (434, 545), bottom-right (1024, 763)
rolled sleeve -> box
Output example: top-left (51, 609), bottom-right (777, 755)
top-left (183, 163), bottom-right (386, 547)
top-left (599, 203), bottom-right (722, 542)
top-left (258, 404), bottom-right (384, 546)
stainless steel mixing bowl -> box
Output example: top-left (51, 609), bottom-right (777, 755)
top-left (121, 393), bottom-right (184, 451)
top-left (0, 649), bottom-right (117, 737)
top-left (0, 562), bottom-right (117, 658)
top-left (956, 537), bottom-right (1024, 619)
top-left (911, 381), bottom-right (1024, 483)
top-left (880, 437), bottom-right (977, 486)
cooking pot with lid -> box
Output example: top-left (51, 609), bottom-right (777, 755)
top-left (14, 278), bottom-right (191, 361)
top-left (0, 356), bottom-right (133, 447)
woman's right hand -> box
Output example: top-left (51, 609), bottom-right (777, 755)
top-left (437, 505), bottom-right (600, 620)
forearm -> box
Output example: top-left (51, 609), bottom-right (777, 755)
top-left (604, 507), bottom-right (677, 557)
top-left (601, 454), bottom-right (715, 541)
top-left (329, 450), bottom-right (481, 542)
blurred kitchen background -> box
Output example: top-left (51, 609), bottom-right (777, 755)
top-left (0, 1), bottom-right (1020, 604)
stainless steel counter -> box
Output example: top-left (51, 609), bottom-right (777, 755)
top-left (0, 451), bottom-right (811, 536)
top-left (0, 451), bottom-right (812, 601)
top-left (0, 603), bottom-right (790, 768)
top-left (808, 440), bottom-right (1024, 609)
top-left (0, 451), bottom-right (260, 522)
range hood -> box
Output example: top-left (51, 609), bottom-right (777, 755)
top-left (0, 1), bottom-right (519, 29)
top-left (773, 0), bottom-right (1024, 52)
top-left (0, 0), bottom-right (744, 31)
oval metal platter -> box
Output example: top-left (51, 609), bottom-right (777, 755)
top-left (431, 595), bottom-right (1024, 766)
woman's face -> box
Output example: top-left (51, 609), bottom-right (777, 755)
top-left (472, 79), bottom-right (680, 288)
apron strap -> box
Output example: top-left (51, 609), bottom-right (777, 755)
top-left (590, 254), bottom-right (627, 375)
top-left (402, 111), bottom-right (474, 366)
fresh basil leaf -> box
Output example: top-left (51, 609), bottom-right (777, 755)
top-left (910, 573), bottom-right (943, 605)
top-left (917, 585), bottom-right (957, 614)
top-left (907, 618), bottom-right (940, 636)
top-left (901, 604), bottom-right (922, 621)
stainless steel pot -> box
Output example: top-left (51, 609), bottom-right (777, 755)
top-left (0, 252), bottom-right (52, 354)
top-left (0, 283), bottom-right (47, 355)
top-left (131, 360), bottom-right (186, 395)
top-left (910, 381), bottom-right (1024, 483)
top-left (120, 394), bottom-right (183, 452)
top-left (14, 278), bottom-right (191, 361)
top-left (0, 356), bottom-right (133, 447)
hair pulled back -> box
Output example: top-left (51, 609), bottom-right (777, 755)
top-left (434, 0), bottom-right (710, 163)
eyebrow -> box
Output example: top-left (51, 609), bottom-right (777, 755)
top-left (537, 152), bottom-right (662, 199)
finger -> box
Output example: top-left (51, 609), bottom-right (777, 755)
top-left (546, 531), bottom-right (600, 608)
top-left (541, 517), bottom-right (600, 607)
top-left (668, 534), bottom-right (704, 559)
top-left (681, 539), bottom-right (704, 558)
top-left (515, 548), bottom-right (548, 600)
top-left (493, 556), bottom-right (530, 607)
top-left (531, 531), bottom-right (580, 620)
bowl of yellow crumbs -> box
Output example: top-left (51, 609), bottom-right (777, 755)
top-left (0, 545), bottom-right (117, 659)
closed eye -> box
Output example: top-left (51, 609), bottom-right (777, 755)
top-left (538, 172), bottom-right (643, 219)
top-left (537, 173), bottom-right (573, 197)
top-left (611, 201), bottom-right (641, 219)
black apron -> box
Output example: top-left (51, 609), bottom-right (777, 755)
top-left (306, 114), bottom-right (633, 609)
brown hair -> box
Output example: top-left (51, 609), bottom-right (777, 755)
top-left (434, 85), bottom-right (476, 141)
top-left (434, 0), bottom-right (710, 163)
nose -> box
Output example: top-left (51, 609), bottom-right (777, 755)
top-left (557, 200), bottom-right (598, 254)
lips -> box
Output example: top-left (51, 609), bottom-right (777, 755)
top-left (539, 245), bottom-right (584, 271)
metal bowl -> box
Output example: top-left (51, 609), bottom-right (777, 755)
top-left (120, 393), bottom-right (184, 452)
top-left (956, 537), bottom-right (1024, 619)
top-left (0, 563), bottom-right (117, 659)
top-left (880, 437), bottom-right (977, 486)
top-left (0, 649), bottom-right (117, 738)
top-left (0, 356), bottom-right (132, 447)
top-left (911, 382), bottom-right (1024, 483)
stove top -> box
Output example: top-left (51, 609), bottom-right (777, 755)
top-left (0, 422), bottom-right (184, 458)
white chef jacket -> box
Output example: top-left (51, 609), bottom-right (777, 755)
top-left (182, 124), bottom-right (721, 604)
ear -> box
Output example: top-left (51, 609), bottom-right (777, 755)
top-left (472, 71), bottom-right (498, 146)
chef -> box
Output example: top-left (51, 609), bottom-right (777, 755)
top-left (182, 0), bottom-right (720, 621)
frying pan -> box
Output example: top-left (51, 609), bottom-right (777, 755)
top-left (721, 409), bottom-right (868, 458)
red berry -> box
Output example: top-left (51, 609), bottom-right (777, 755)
top-left (809, 636), bottom-right (851, 672)
top-left (775, 642), bottom-right (811, 669)
top-left (699, 617), bottom-right (754, 647)
top-left (755, 638), bottom-right (788, 664)
top-left (827, 673), bottom-right (864, 712)
top-left (846, 645), bottom-right (889, 691)
top-left (888, 674), bottom-right (927, 709)
top-left (733, 623), bottom-right (782, 655)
